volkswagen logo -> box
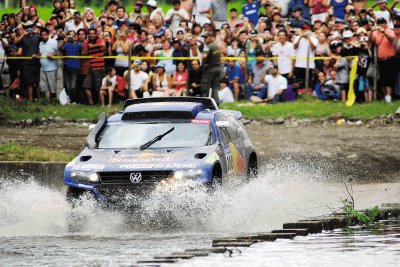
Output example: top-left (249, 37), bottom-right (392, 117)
top-left (130, 172), bottom-right (142, 183)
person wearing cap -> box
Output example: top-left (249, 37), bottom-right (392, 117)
top-left (201, 31), bottom-right (221, 103)
top-left (293, 23), bottom-right (318, 90)
top-left (228, 8), bottom-right (241, 29)
top-left (289, 7), bottom-right (311, 29)
top-left (171, 37), bottom-right (188, 67)
top-left (251, 64), bottom-right (287, 103)
top-left (371, 17), bottom-right (396, 103)
top-left (242, 0), bottom-right (268, 26)
top-left (123, 59), bottom-right (149, 99)
top-left (341, 30), bottom-right (358, 57)
top-left (373, 0), bottom-right (394, 28)
top-left (64, 11), bottom-right (85, 33)
top-left (152, 62), bottom-right (172, 97)
top-left (129, 1), bottom-right (147, 23)
top-left (165, 0), bottom-right (190, 34)
top-left (146, 0), bottom-right (165, 26)
top-left (356, 35), bottom-right (373, 102)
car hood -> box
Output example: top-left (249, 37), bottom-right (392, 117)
top-left (68, 146), bottom-right (219, 172)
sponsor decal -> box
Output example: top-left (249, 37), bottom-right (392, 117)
top-left (119, 164), bottom-right (155, 169)
top-left (110, 154), bottom-right (174, 163)
top-left (229, 143), bottom-right (246, 175)
top-left (119, 163), bottom-right (195, 169)
top-left (191, 119), bottom-right (210, 124)
top-left (72, 164), bottom-right (105, 172)
top-left (205, 152), bottom-right (220, 164)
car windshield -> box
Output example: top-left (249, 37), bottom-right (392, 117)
top-left (98, 122), bottom-right (212, 149)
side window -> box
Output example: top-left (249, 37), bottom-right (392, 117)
top-left (216, 114), bottom-right (231, 145)
top-left (219, 127), bottom-right (231, 145)
top-left (227, 116), bottom-right (241, 139)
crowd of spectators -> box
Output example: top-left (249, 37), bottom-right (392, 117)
top-left (0, 0), bottom-right (400, 106)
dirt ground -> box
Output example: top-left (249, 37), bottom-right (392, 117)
top-left (0, 123), bottom-right (399, 181)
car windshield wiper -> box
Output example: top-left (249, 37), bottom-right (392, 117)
top-left (139, 127), bottom-right (175, 150)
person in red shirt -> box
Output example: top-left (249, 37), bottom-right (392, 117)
top-left (370, 17), bottom-right (395, 103)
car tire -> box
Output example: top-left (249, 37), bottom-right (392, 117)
top-left (247, 155), bottom-right (258, 182)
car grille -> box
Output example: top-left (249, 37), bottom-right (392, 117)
top-left (99, 171), bottom-right (173, 185)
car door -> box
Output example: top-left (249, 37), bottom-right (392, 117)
top-left (216, 114), bottom-right (234, 177)
top-left (227, 115), bottom-right (247, 176)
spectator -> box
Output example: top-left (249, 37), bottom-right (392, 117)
top-left (188, 59), bottom-right (202, 96)
top-left (373, 0), bottom-right (393, 28)
top-left (152, 62), bottom-right (171, 97)
top-left (242, 0), bottom-right (268, 26)
top-left (248, 57), bottom-right (270, 100)
top-left (112, 30), bottom-right (131, 76)
top-left (155, 38), bottom-right (175, 75)
top-left (83, 28), bottom-right (106, 105)
top-left (371, 17), bottom-right (395, 103)
top-left (201, 32), bottom-right (221, 102)
top-left (314, 71), bottom-right (341, 100)
top-left (129, 1), bottom-right (146, 22)
top-left (171, 62), bottom-right (188, 96)
top-left (293, 23), bottom-right (318, 90)
top-left (329, 0), bottom-right (348, 20)
top-left (212, 0), bottom-right (228, 29)
top-left (61, 30), bottom-right (82, 103)
top-left (65, 11), bottom-right (85, 32)
top-left (309, 0), bottom-right (329, 24)
top-left (225, 56), bottom-right (244, 101)
top-left (99, 67), bottom-right (117, 107)
top-left (192, 0), bottom-right (212, 26)
top-left (38, 28), bottom-right (58, 101)
top-left (124, 59), bottom-right (149, 99)
top-left (17, 22), bottom-right (41, 101)
top-left (251, 64), bottom-right (287, 103)
top-left (272, 29), bottom-right (295, 80)
top-left (330, 40), bottom-right (349, 102)
top-left (218, 78), bottom-right (234, 103)
top-left (357, 35), bottom-right (372, 102)
top-left (289, 7), bottom-right (311, 29)
top-left (146, 0), bottom-right (165, 26)
top-left (228, 8), bottom-right (241, 29)
top-left (165, 0), bottom-right (190, 34)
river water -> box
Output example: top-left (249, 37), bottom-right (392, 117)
top-left (1, 166), bottom-right (400, 266)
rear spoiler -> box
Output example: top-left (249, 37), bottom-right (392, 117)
top-left (123, 97), bottom-right (219, 110)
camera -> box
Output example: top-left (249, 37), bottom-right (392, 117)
top-left (67, 35), bottom-right (74, 41)
top-left (101, 21), bottom-right (106, 27)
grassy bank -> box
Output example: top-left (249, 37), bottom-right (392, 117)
top-left (221, 97), bottom-right (400, 120)
top-left (1, 96), bottom-right (399, 122)
top-left (0, 142), bottom-right (74, 162)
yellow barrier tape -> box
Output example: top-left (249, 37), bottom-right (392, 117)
top-left (346, 56), bottom-right (358, 107)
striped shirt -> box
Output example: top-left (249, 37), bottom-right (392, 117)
top-left (87, 38), bottom-right (106, 71)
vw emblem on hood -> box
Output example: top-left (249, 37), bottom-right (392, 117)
top-left (130, 172), bottom-right (142, 183)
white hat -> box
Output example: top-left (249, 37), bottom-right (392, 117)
top-left (146, 0), bottom-right (157, 7)
top-left (331, 31), bottom-right (342, 39)
top-left (343, 30), bottom-right (354, 38)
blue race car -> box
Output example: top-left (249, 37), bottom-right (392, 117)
top-left (64, 97), bottom-right (257, 204)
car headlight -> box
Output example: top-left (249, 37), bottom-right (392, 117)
top-left (174, 169), bottom-right (203, 180)
top-left (71, 171), bottom-right (100, 183)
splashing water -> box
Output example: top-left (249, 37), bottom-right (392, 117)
top-left (0, 163), bottom-right (398, 238)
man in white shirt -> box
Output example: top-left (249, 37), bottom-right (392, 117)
top-left (64, 11), bottom-right (85, 33)
top-left (165, 0), bottom-right (190, 34)
top-left (146, 0), bottom-right (165, 24)
top-left (123, 60), bottom-right (149, 99)
top-left (293, 23), bottom-right (318, 90)
top-left (218, 78), bottom-right (234, 103)
top-left (251, 65), bottom-right (287, 103)
top-left (193, 0), bottom-right (212, 26)
top-left (272, 29), bottom-right (295, 80)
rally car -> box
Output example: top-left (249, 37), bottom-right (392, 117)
top-left (64, 97), bottom-right (258, 204)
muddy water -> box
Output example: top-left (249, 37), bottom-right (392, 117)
top-left (1, 164), bottom-right (400, 266)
